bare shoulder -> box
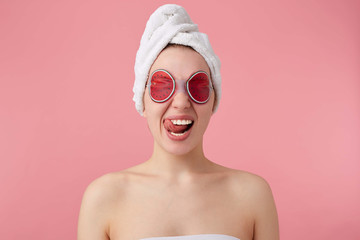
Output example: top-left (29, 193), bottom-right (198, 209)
top-left (227, 169), bottom-right (279, 240)
top-left (81, 172), bottom-right (126, 204)
top-left (230, 170), bottom-right (274, 198)
top-left (222, 168), bottom-right (272, 195)
top-left (77, 171), bottom-right (129, 240)
top-left (228, 169), bottom-right (278, 216)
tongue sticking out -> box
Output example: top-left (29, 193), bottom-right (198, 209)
top-left (164, 119), bottom-right (190, 133)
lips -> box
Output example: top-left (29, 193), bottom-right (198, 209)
top-left (163, 116), bottom-right (194, 139)
top-left (164, 119), bottom-right (193, 133)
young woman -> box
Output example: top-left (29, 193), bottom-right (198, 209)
top-left (78, 4), bottom-right (279, 240)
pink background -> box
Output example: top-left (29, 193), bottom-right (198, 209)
top-left (0, 0), bottom-right (359, 239)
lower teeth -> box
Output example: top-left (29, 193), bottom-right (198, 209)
top-left (170, 131), bottom-right (187, 136)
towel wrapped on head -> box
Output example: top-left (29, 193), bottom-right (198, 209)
top-left (133, 4), bottom-right (221, 115)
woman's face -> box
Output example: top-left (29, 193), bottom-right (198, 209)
top-left (143, 46), bottom-right (215, 156)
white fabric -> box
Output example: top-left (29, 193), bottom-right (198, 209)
top-left (140, 234), bottom-right (239, 240)
top-left (133, 4), bottom-right (221, 115)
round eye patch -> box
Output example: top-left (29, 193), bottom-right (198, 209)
top-left (187, 71), bottom-right (211, 103)
top-left (148, 69), bottom-right (212, 104)
top-left (149, 70), bottom-right (175, 103)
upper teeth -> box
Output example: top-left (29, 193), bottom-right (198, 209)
top-left (171, 119), bottom-right (193, 125)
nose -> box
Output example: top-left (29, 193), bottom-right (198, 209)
top-left (171, 90), bottom-right (191, 109)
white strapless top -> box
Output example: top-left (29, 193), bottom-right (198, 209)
top-left (140, 234), bottom-right (240, 240)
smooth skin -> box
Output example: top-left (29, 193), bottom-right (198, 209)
top-left (77, 45), bottom-right (279, 240)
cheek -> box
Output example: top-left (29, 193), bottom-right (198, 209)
top-left (144, 99), bottom-right (166, 117)
top-left (203, 95), bottom-right (215, 117)
top-left (143, 90), bottom-right (155, 117)
top-left (143, 93), bottom-right (170, 128)
top-left (196, 105), bottom-right (213, 129)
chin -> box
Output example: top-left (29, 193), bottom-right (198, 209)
top-left (162, 140), bottom-right (200, 156)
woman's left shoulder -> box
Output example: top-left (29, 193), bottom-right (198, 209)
top-left (225, 169), bottom-right (275, 201)
top-left (219, 168), bottom-right (279, 239)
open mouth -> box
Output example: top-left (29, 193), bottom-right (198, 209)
top-left (164, 119), bottom-right (194, 136)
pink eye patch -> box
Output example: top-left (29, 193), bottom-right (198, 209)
top-left (148, 69), bottom-right (212, 104)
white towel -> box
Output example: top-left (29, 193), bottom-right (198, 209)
top-left (133, 4), bottom-right (221, 115)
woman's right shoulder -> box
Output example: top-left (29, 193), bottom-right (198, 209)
top-left (78, 171), bottom-right (131, 239)
top-left (81, 170), bottom-right (133, 205)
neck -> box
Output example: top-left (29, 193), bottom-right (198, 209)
top-left (143, 141), bottom-right (214, 182)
